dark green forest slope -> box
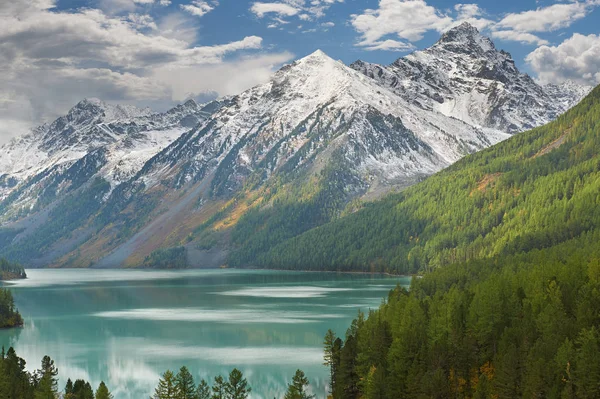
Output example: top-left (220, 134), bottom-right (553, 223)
top-left (239, 85), bottom-right (600, 274)
top-left (326, 231), bottom-right (600, 398)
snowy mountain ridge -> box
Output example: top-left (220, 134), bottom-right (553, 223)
top-left (351, 22), bottom-right (591, 134)
top-left (0, 97), bottom-right (217, 216)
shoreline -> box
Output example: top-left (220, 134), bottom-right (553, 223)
top-left (0, 323), bottom-right (24, 330)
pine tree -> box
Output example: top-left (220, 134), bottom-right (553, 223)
top-left (225, 369), bottom-right (251, 399)
top-left (196, 379), bottom-right (210, 399)
top-left (65, 379), bottom-right (74, 397)
top-left (71, 380), bottom-right (94, 399)
top-left (154, 370), bottom-right (177, 399)
top-left (4, 347), bottom-right (33, 399)
top-left (0, 349), bottom-right (7, 398)
top-left (284, 370), bottom-right (314, 399)
top-left (575, 327), bottom-right (600, 397)
top-left (175, 366), bottom-right (197, 399)
top-left (211, 376), bottom-right (226, 399)
top-left (34, 355), bottom-right (58, 399)
top-left (95, 381), bottom-right (114, 399)
top-left (323, 329), bottom-right (336, 394)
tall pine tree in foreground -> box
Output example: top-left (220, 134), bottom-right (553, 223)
top-left (224, 369), bottom-right (250, 399)
top-left (175, 366), bottom-right (196, 399)
top-left (154, 370), bottom-right (177, 399)
top-left (95, 381), bottom-right (114, 399)
top-left (34, 356), bottom-right (58, 399)
top-left (284, 370), bottom-right (314, 399)
top-left (196, 379), bottom-right (210, 399)
top-left (211, 375), bottom-right (226, 399)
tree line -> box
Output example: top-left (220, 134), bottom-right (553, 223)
top-left (322, 227), bottom-right (600, 398)
top-left (0, 346), bottom-right (316, 399)
top-left (151, 366), bottom-right (314, 399)
top-left (0, 288), bottom-right (23, 328)
top-left (0, 257), bottom-right (26, 280)
top-left (0, 347), bottom-right (112, 399)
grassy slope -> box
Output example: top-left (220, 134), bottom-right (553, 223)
top-left (242, 85), bottom-right (600, 273)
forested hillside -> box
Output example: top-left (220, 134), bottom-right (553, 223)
top-left (326, 228), bottom-right (600, 398)
top-left (0, 258), bottom-right (26, 280)
top-left (0, 288), bottom-right (23, 328)
top-left (239, 85), bottom-right (600, 274)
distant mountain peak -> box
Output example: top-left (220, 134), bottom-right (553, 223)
top-left (434, 22), bottom-right (495, 54)
top-left (351, 23), bottom-right (590, 134)
top-left (183, 99), bottom-right (198, 108)
top-left (305, 49), bottom-right (330, 59)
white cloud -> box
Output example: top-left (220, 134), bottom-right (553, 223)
top-left (153, 52), bottom-right (295, 100)
top-left (351, 0), bottom-right (453, 48)
top-left (349, 0), bottom-right (599, 51)
top-left (250, 0), bottom-right (343, 28)
top-left (526, 33), bottom-right (600, 85)
top-left (492, 30), bottom-right (549, 46)
top-left (0, 0), bottom-right (290, 144)
top-left (180, 1), bottom-right (216, 17)
top-left (496, 2), bottom-right (591, 33)
top-left (251, 2), bottom-right (299, 18)
top-left (487, 1), bottom-right (600, 48)
top-left (362, 39), bottom-right (416, 51)
top-left (127, 13), bottom-right (157, 30)
top-left (454, 3), bottom-right (482, 19)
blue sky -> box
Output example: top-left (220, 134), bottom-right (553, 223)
top-left (0, 0), bottom-right (599, 141)
top-left (124, 0), bottom-right (599, 74)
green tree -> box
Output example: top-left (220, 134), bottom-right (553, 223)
top-left (72, 380), bottom-right (94, 399)
top-left (574, 327), bottom-right (600, 397)
top-left (211, 376), bottom-right (226, 399)
top-left (196, 379), bottom-right (210, 399)
top-left (34, 355), bottom-right (58, 399)
top-left (154, 370), bottom-right (177, 399)
top-left (3, 347), bottom-right (33, 399)
top-left (64, 379), bottom-right (74, 398)
top-left (95, 382), bottom-right (113, 399)
top-left (323, 329), bottom-right (336, 394)
top-left (284, 369), bottom-right (314, 399)
top-left (175, 366), bottom-right (197, 399)
top-left (0, 288), bottom-right (23, 328)
top-left (225, 369), bottom-right (250, 399)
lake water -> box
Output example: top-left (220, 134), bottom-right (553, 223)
top-left (0, 269), bottom-right (410, 399)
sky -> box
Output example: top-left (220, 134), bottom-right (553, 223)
top-left (0, 0), bottom-right (599, 143)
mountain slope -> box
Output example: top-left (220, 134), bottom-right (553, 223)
top-left (245, 85), bottom-right (600, 273)
top-left (0, 98), bottom-right (216, 222)
top-left (0, 25), bottom-right (591, 268)
top-left (351, 22), bottom-right (590, 133)
top-left (67, 49), bottom-right (501, 268)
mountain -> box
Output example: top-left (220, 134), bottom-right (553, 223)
top-left (322, 85), bottom-right (600, 399)
top-left (0, 24), bottom-right (590, 268)
top-left (0, 98), bottom-right (218, 219)
top-left (248, 84), bottom-right (600, 273)
top-left (351, 22), bottom-right (590, 133)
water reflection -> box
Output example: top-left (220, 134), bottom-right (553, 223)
top-left (1, 269), bottom-right (410, 399)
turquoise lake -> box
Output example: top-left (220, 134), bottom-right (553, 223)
top-left (0, 269), bottom-right (411, 399)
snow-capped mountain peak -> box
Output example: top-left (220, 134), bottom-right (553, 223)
top-left (351, 23), bottom-right (590, 133)
top-left (434, 22), bottom-right (495, 55)
top-left (0, 98), bottom-right (220, 204)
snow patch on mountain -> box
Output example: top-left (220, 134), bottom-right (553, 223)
top-left (351, 22), bottom-right (591, 134)
top-left (0, 98), bottom-right (212, 203)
